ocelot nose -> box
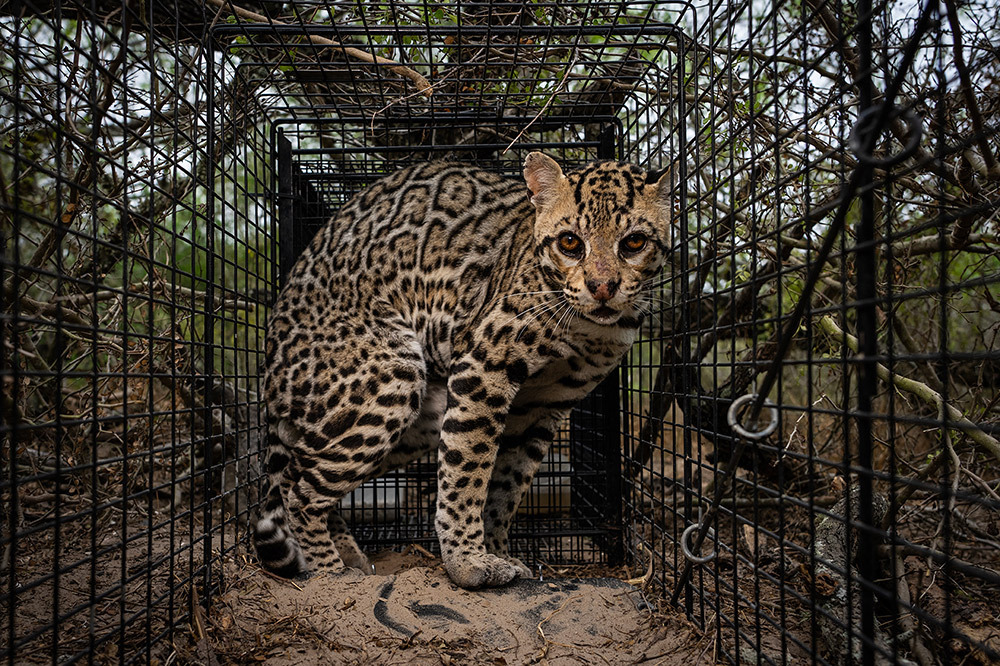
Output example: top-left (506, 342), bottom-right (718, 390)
top-left (586, 278), bottom-right (619, 302)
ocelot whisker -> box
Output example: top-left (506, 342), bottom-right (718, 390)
top-left (515, 298), bottom-right (566, 342)
top-left (485, 286), bottom-right (561, 309)
top-left (514, 298), bottom-right (565, 334)
top-left (555, 303), bottom-right (577, 337)
top-left (498, 297), bottom-right (560, 329)
top-left (639, 282), bottom-right (667, 291)
top-left (640, 277), bottom-right (675, 290)
top-left (540, 301), bottom-right (572, 333)
top-left (637, 295), bottom-right (674, 309)
top-left (638, 289), bottom-right (676, 303)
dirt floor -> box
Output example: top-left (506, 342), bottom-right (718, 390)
top-left (194, 550), bottom-right (712, 665)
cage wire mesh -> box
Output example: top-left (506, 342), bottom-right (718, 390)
top-left (2, 0), bottom-right (1000, 664)
top-left (1, 2), bottom-right (267, 664)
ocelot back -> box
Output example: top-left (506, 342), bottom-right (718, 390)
top-left (255, 153), bottom-right (673, 588)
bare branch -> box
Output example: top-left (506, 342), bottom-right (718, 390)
top-left (818, 315), bottom-right (1000, 463)
top-left (203, 0), bottom-right (432, 96)
top-left (2, 281), bottom-right (90, 329)
top-left (943, 0), bottom-right (1000, 180)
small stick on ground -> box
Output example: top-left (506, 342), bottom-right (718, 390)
top-left (402, 543), bottom-right (436, 559)
top-left (257, 566), bottom-right (304, 591)
top-left (537, 594), bottom-right (586, 653)
top-left (626, 542), bottom-right (654, 588)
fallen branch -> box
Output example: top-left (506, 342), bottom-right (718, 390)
top-left (204, 0), bottom-right (432, 96)
top-left (877, 541), bottom-right (1000, 590)
top-left (818, 315), bottom-right (1000, 463)
top-left (889, 553), bottom-right (935, 666)
top-left (811, 489), bottom-right (911, 666)
top-left (2, 282), bottom-right (90, 328)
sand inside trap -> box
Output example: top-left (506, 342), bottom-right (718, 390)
top-left (203, 550), bottom-right (705, 665)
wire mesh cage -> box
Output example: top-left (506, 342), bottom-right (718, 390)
top-left (614, 1), bottom-right (1000, 663)
top-left (1, 3), bottom-right (267, 664)
top-left (2, 0), bottom-right (1000, 664)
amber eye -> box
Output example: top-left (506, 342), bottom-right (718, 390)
top-left (621, 233), bottom-right (648, 254)
top-left (556, 232), bottom-right (584, 257)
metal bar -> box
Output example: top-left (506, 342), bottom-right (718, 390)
top-left (596, 124), bottom-right (625, 567)
top-left (210, 23), bottom-right (688, 38)
top-left (277, 132), bottom-right (295, 287)
top-left (854, 0), bottom-right (879, 663)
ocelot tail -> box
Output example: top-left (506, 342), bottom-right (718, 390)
top-left (255, 153), bottom-right (674, 588)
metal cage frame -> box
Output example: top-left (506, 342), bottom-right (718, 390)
top-left (2, 1), bottom-right (999, 664)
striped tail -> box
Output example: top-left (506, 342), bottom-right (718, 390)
top-left (252, 429), bottom-right (306, 578)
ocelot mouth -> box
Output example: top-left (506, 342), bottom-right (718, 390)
top-left (589, 305), bottom-right (619, 322)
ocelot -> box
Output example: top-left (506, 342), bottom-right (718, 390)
top-left (254, 153), bottom-right (673, 588)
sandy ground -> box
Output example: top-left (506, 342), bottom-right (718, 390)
top-left (198, 550), bottom-right (710, 665)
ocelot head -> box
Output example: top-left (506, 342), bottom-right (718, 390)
top-left (523, 152), bottom-right (674, 325)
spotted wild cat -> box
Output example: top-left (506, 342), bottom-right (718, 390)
top-left (254, 153), bottom-right (673, 588)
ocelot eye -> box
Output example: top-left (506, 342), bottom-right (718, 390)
top-left (556, 232), bottom-right (584, 258)
top-left (620, 233), bottom-right (648, 254)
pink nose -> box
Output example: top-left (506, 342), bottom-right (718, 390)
top-left (586, 279), bottom-right (619, 302)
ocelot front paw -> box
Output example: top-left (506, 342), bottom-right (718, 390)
top-left (444, 552), bottom-right (523, 589)
top-left (499, 554), bottom-right (532, 579)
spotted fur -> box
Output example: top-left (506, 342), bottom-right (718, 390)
top-left (255, 153), bottom-right (673, 588)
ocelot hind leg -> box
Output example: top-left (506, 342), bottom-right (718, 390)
top-left (278, 331), bottom-right (427, 574)
top-left (332, 381), bottom-right (443, 574)
top-left (327, 513), bottom-right (370, 571)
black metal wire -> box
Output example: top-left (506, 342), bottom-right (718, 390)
top-left (668, 0), bottom-right (938, 607)
top-left (3, 1), bottom-right (1000, 664)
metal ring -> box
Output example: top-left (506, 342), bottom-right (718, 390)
top-left (727, 393), bottom-right (779, 441)
top-left (848, 104), bottom-right (922, 167)
top-left (681, 523), bottom-right (717, 564)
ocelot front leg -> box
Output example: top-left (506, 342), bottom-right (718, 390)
top-left (482, 410), bottom-right (565, 578)
top-left (435, 356), bottom-right (530, 589)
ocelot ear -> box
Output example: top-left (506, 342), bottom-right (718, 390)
top-left (651, 166), bottom-right (675, 216)
top-left (651, 166), bottom-right (676, 248)
top-left (523, 152), bottom-right (565, 210)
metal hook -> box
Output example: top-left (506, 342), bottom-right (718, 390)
top-left (727, 393), bottom-right (779, 441)
top-left (681, 522), bottom-right (717, 564)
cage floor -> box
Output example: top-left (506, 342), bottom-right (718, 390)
top-left (197, 551), bottom-right (705, 665)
